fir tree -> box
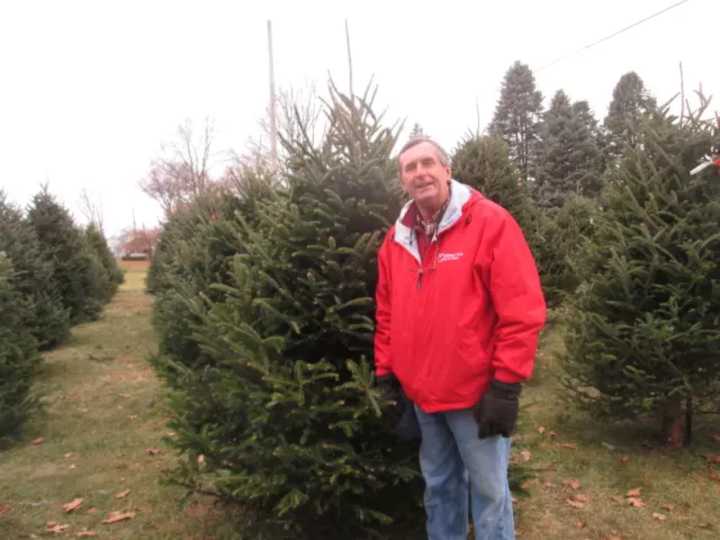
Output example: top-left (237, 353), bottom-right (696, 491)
top-left (603, 71), bottom-right (657, 161)
top-left (85, 224), bottom-right (124, 295)
top-left (0, 192), bottom-right (69, 348)
top-left (535, 91), bottom-right (603, 207)
top-left (155, 86), bottom-right (421, 537)
top-left (563, 100), bottom-right (720, 447)
top-left (489, 61), bottom-right (543, 182)
top-left (0, 254), bottom-right (40, 438)
top-left (27, 188), bottom-right (108, 323)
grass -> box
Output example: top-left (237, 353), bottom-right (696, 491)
top-left (1, 264), bottom-right (719, 539)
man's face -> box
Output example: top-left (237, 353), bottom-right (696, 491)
top-left (398, 142), bottom-right (451, 211)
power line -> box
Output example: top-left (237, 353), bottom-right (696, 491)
top-left (538, 0), bottom-right (690, 71)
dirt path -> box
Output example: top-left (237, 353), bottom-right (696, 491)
top-left (0, 262), bottom-right (215, 539)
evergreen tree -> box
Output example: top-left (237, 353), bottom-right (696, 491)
top-left (489, 61), bottom-right (543, 182)
top-left (603, 71), bottom-right (657, 160)
top-left (0, 192), bottom-right (69, 348)
top-left (155, 86), bottom-right (421, 537)
top-left (563, 101), bottom-right (720, 447)
top-left (535, 91), bottom-right (603, 207)
top-left (0, 254), bottom-right (40, 438)
top-left (84, 224), bottom-right (124, 295)
top-left (27, 188), bottom-right (107, 323)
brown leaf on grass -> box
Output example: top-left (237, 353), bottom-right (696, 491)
top-left (566, 498), bottom-right (586, 509)
top-left (566, 494), bottom-right (590, 509)
top-left (619, 455), bottom-right (630, 464)
top-left (145, 448), bottom-right (161, 456)
top-left (660, 503), bottom-right (674, 512)
top-left (611, 496), bottom-right (624, 504)
top-left (548, 431), bottom-right (557, 438)
top-left (626, 488), bottom-right (642, 497)
top-left (652, 512), bottom-right (667, 521)
top-left (0, 503), bottom-right (11, 516)
top-left (558, 443), bottom-right (577, 450)
top-left (705, 454), bottom-right (720, 464)
top-left (115, 489), bottom-right (131, 499)
top-left (627, 497), bottom-right (646, 508)
top-left (32, 437), bottom-right (44, 446)
top-left (537, 426), bottom-right (546, 435)
top-left (63, 498), bottom-right (83, 513)
top-left (64, 453), bottom-right (73, 459)
top-left (86, 507), bottom-right (98, 514)
top-left (564, 479), bottom-right (581, 490)
top-left (102, 511), bottom-right (136, 524)
top-left (576, 520), bottom-right (587, 529)
top-left (46, 522), bottom-right (70, 533)
top-left (76, 531), bottom-right (98, 537)
top-left (519, 449), bottom-right (532, 462)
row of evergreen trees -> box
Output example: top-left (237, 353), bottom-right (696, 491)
top-left (147, 67), bottom-right (719, 535)
top-left (0, 188), bottom-right (123, 439)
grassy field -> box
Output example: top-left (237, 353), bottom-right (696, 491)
top-left (1, 262), bottom-right (719, 539)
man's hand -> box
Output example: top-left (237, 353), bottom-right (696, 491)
top-left (474, 380), bottom-right (521, 438)
top-left (375, 374), bottom-right (420, 440)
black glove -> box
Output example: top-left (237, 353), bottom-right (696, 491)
top-left (474, 380), bottom-right (521, 439)
top-left (376, 374), bottom-right (421, 441)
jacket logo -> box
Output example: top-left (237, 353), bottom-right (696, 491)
top-left (437, 252), bottom-right (464, 263)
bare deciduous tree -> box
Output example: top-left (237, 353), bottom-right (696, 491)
top-left (140, 119), bottom-right (214, 216)
top-left (77, 188), bottom-right (104, 232)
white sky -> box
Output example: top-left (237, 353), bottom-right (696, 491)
top-left (1, 0), bottom-right (718, 238)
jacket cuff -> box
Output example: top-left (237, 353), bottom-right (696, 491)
top-left (493, 368), bottom-right (524, 385)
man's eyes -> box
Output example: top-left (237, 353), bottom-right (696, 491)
top-left (404, 158), bottom-right (435, 173)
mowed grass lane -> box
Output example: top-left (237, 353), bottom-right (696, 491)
top-left (0, 261), bottom-right (222, 539)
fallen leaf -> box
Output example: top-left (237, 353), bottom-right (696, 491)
top-left (706, 454), bottom-right (720, 465)
top-left (86, 507), bottom-right (98, 514)
top-left (115, 489), bottom-right (131, 499)
top-left (102, 511), bottom-right (136, 524)
top-left (64, 453), bottom-right (73, 459)
top-left (197, 454), bottom-right (205, 466)
top-left (559, 443), bottom-right (577, 450)
top-left (520, 449), bottom-right (532, 462)
top-left (709, 470), bottom-right (720, 483)
top-left (543, 481), bottom-right (555, 489)
top-left (0, 503), bottom-right (11, 516)
top-left (76, 531), bottom-right (98, 537)
top-left (619, 455), bottom-right (630, 464)
top-left (626, 488), bottom-right (642, 497)
top-left (63, 498), bottom-right (83, 513)
top-left (145, 448), bottom-right (161, 456)
top-left (69, 464), bottom-right (77, 470)
top-left (46, 522), bottom-right (70, 533)
top-left (566, 497), bottom-right (586, 509)
top-left (573, 494), bottom-right (590, 503)
top-left (548, 431), bottom-right (557, 438)
top-left (537, 426), bottom-right (546, 435)
top-left (32, 437), bottom-right (44, 446)
top-left (576, 520), bottom-right (586, 529)
top-left (627, 497), bottom-right (646, 508)
top-left (652, 512), bottom-right (667, 521)
top-left (660, 503), bottom-right (674, 512)
top-left (611, 495), bottom-right (624, 504)
top-left (564, 479), bottom-right (581, 490)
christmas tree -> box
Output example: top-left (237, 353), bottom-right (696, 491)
top-left (155, 86), bottom-right (422, 537)
top-left (563, 100), bottom-right (720, 446)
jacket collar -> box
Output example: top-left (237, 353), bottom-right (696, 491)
top-left (393, 179), bottom-right (474, 263)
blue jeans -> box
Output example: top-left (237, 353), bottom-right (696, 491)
top-left (415, 405), bottom-right (515, 540)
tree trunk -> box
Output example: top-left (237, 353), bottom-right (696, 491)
top-left (660, 397), bottom-right (692, 448)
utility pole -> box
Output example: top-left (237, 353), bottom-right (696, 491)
top-left (267, 20), bottom-right (278, 168)
top-left (345, 19), bottom-right (354, 98)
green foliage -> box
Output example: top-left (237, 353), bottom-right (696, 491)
top-left (489, 61), bottom-right (543, 182)
top-left (603, 71), bottom-right (657, 161)
top-left (0, 254), bottom-right (40, 439)
top-left (0, 192), bottom-right (69, 348)
top-left (535, 91), bottom-right (604, 207)
top-left (27, 188), bottom-right (113, 323)
top-left (85, 224), bottom-right (124, 295)
top-left (153, 86), bottom-right (422, 537)
top-left (563, 101), bottom-right (720, 437)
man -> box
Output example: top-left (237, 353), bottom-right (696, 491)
top-left (374, 136), bottom-right (546, 540)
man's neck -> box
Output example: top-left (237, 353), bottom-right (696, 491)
top-left (416, 194), bottom-right (449, 222)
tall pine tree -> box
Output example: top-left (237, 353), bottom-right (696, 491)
top-left (603, 71), bottom-right (657, 161)
top-left (535, 91), bottom-right (603, 207)
top-left (563, 100), bottom-right (720, 447)
top-left (489, 61), bottom-right (543, 182)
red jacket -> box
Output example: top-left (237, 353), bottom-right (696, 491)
top-left (374, 180), bottom-right (546, 413)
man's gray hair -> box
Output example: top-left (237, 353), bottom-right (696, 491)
top-left (397, 136), bottom-right (450, 168)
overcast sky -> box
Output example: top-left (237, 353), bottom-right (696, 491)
top-left (1, 0), bottom-right (718, 238)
